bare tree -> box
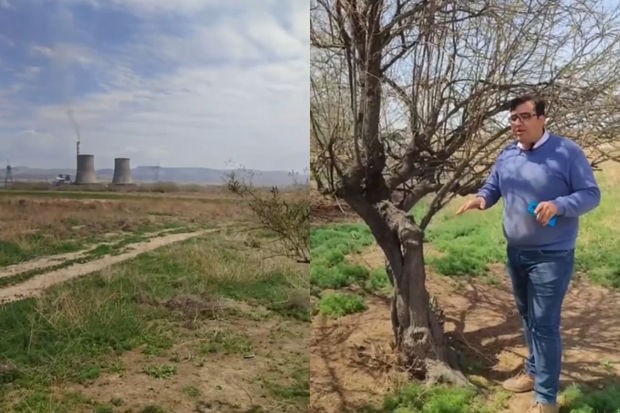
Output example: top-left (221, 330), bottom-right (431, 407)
top-left (227, 170), bottom-right (310, 264)
top-left (310, 0), bottom-right (620, 383)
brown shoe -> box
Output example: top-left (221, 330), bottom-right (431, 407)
top-left (502, 370), bottom-right (534, 393)
top-left (526, 402), bottom-right (559, 413)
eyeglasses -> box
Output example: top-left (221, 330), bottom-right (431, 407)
top-left (509, 112), bottom-right (539, 123)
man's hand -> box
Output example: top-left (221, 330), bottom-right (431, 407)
top-left (456, 196), bottom-right (486, 215)
top-left (534, 201), bottom-right (559, 226)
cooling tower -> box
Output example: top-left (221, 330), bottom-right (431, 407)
top-left (75, 154), bottom-right (97, 184)
top-left (112, 157), bottom-right (132, 184)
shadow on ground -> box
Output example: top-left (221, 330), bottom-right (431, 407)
top-left (310, 256), bottom-right (620, 413)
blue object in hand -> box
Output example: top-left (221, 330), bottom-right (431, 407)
top-left (528, 201), bottom-right (557, 227)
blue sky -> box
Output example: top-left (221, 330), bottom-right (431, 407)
top-left (0, 0), bottom-right (309, 171)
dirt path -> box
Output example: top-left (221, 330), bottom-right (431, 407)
top-left (0, 228), bottom-right (181, 280)
top-left (0, 229), bottom-right (219, 305)
top-left (310, 245), bottom-right (620, 413)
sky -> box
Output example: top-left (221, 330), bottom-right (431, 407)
top-left (0, 0), bottom-right (309, 172)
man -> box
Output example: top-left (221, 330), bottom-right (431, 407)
top-left (456, 95), bottom-right (601, 412)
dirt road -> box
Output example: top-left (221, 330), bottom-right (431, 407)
top-left (0, 228), bottom-right (186, 280)
top-left (0, 229), bottom-right (218, 304)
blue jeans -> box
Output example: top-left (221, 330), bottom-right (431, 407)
top-left (506, 246), bottom-right (575, 405)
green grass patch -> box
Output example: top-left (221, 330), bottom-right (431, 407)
top-left (142, 364), bottom-right (177, 379)
top-left (94, 405), bottom-right (114, 413)
top-left (182, 385), bottom-right (201, 398)
top-left (0, 236), bottom-right (83, 267)
top-left (560, 382), bottom-right (620, 412)
top-left (364, 267), bottom-right (391, 294)
top-left (422, 203), bottom-right (506, 277)
top-left (199, 329), bottom-right (253, 355)
top-left (5, 388), bottom-right (92, 413)
top-left (359, 383), bottom-right (494, 413)
top-left (318, 292), bottom-right (367, 318)
top-left (262, 365), bottom-right (309, 402)
top-left (310, 223), bottom-right (374, 289)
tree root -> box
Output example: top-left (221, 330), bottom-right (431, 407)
top-left (425, 358), bottom-right (471, 387)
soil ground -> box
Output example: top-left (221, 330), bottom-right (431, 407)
top-left (310, 244), bottom-right (620, 412)
top-left (61, 301), bottom-right (308, 413)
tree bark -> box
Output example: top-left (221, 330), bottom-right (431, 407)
top-left (348, 196), bottom-right (468, 385)
top-left (390, 220), bottom-right (467, 384)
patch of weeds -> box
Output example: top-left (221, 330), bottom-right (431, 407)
top-left (310, 262), bottom-right (369, 290)
top-left (4, 388), bottom-right (92, 413)
top-left (110, 397), bottom-right (124, 406)
top-left (0, 240), bottom-right (28, 265)
top-left (364, 267), bottom-right (391, 294)
top-left (141, 322), bottom-right (175, 356)
top-left (318, 292), bottom-right (367, 318)
top-left (87, 244), bottom-right (115, 258)
top-left (142, 364), bottom-right (177, 379)
top-left (310, 224), bottom-right (374, 289)
top-left (182, 385), bottom-right (201, 398)
top-left (560, 382), bottom-right (620, 412)
top-left (0, 234), bottom-right (83, 267)
top-left (94, 405), bottom-right (114, 413)
top-left (263, 366), bottom-right (309, 403)
top-left (422, 201), bottom-right (506, 277)
top-left (200, 329), bottom-right (253, 355)
top-left (488, 390), bottom-right (511, 412)
top-left (139, 405), bottom-right (167, 413)
top-left (0, 361), bottom-right (21, 384)
top-left (0, 276), bottom-right (178, 390)
top-left (209, 268), bottom-right (309, 321)
top-left (76, 364), bottom-right (101, 382)
top-left (267, 288), bottom-right (311, 322)
top-left (359, 382), bottom-right (491, 413)
top-left (0, 299), bottom-right (128, 382)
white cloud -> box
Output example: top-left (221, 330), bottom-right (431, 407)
top-left (0, 1), bottom-right (309, 171)
top-left (56, 0), bottom-right (295, 16)
top-left (31, 43), bottom-right (94, 66)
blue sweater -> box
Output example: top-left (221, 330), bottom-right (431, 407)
top-left (477, 133), bottom-right (601, 250)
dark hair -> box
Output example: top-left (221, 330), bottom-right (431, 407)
top-left (509, 95), bottom-right (545, 116)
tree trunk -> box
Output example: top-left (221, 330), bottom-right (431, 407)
top-left (348, 196), bottom-right (469, 385)
top-left (388, 224), bottom-right (467, 385)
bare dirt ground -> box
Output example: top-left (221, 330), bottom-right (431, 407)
top-left (61, 301), bottom-right (308, 413)
top-left (310, 244), bottom-right (620, 413)
top-left (0, 227), bottom-right (181, 280)
top-left (310, 189), bottom-right (359, 225)
top-left (0, 229), bottom-right (219, 304)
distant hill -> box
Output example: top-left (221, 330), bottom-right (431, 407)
top-left (2, 166), bottom-right (309, 188)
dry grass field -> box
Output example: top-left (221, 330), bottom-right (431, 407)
top-left (0, 184), bottom-right (310, 413)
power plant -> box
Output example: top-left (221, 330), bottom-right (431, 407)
top-left (112, 157), bottom-right (132, 184)
top-left (21, 109), bottom-right (137, 186)
top-left (68, 111), bottom-right (133, 185)
top-left (75, 154), bottom-right (97, 184)
top-left (70, 155), bottom-right (134, 185)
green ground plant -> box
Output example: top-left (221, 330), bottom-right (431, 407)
top-left (0, 233), bottom-right (309, 412)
